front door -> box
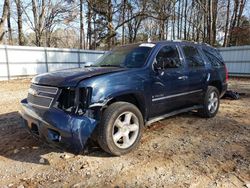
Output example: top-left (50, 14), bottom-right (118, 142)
top-left (150, 45), bottom-right (189, 117)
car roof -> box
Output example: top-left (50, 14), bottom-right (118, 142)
top-left (155, 40), bottom-right (212, 47)
top-left (114, 40), bottom-right (213, 50)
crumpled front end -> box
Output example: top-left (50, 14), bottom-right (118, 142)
top-left (19, 83), bottom-right (98, 153)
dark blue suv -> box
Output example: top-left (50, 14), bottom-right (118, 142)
top-left (20, 41), bottom-right (228, 155)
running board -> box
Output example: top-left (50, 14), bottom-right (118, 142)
top-left (146, 105), bottom-right (203, 126)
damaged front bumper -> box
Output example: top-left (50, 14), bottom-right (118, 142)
top-left (19, 98), bottom-right (98, 153)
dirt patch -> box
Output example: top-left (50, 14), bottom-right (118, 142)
top-left (0, 79), bottom-right (249, 187)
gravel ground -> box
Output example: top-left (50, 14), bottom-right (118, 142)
top-left (0, 78), bottom-right (249, 188)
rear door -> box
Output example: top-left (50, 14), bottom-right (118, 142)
top-left (180, 45), bottom-right (208, 105)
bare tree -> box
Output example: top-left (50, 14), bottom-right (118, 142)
top-left (1, 0), bottom-right (250, 47)
top-left (126, 0), bottom-right (146, 43)
top-left (223, 0), bottom-right (230, 47)
top-left (0, 0), bottom-right (10, 44)
top-left (31, 0), bottom-right (46, 46)
top-left (7, 0), bottom-right (12, 45)
top-left (79, 0), bottom-right (85, 49)
top-left (87, 0), bottom-right (93, 49)
top-left (14, 0), bottom-right (25, 45)
top-left (211, 0), bottom-right (218, 45)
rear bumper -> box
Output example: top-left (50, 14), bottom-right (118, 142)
top-left (19, 98), bottom-right (97, 153)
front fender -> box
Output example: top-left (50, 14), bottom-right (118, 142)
top-left (78, 69), bottom-right (151, 114)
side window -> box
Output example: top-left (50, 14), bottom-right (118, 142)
top-left (202, 47), bottom-right (225, 67)
top-left (182, 46), bottom-right (205, 67)
top-left (156, 45), bottom-right (182, 69)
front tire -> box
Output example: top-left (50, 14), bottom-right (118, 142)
top-left (97, 102), bottom-right (143, 156)
top-left (198, 86), bottom-right (220, 118)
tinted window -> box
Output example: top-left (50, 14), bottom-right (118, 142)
top-left (202, 47), bottom-right (224, 67)
top-left (123, 47), bottom-right (152, 68)
top-left (95, 44), bottom-right (153, 68)
top-left (182, 46), bottom-right (205, 67)
top-left (156, 45), bottom-right (182, 68)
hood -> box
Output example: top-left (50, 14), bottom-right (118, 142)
top-left (32, 67), bottom-right (126, 87)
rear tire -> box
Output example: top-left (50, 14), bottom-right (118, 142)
top-left (97, 102), bottom-right (143, 156)
top-left (198, 86), bottom-right (220, 118)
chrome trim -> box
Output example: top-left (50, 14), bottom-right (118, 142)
top-left (27, 94), bottom-right (54, 109)
top-left (28, 84), bottom-right (58, 108)
top-left (31, 84), bottom-right (58, 95)
top-left (28, 92), bottom-right (54, 100)
top-left (28, 88), bottom-right (38, 96)
top-left (152, 89), bottom-right (203, 102)
top-left (28, 101), bottom-right (52, 109)
top-left (207, 73), bottom-right (211, 82)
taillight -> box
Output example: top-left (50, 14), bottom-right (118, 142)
top-left (225, 65), bottom-right (229, 82)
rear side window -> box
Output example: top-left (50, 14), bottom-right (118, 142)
top-left (182, 46), bottom-right (205, 67)
top-left (156, 45), bottom-right (182, 68)
top-left (202, 47), bottom-right (224, 67)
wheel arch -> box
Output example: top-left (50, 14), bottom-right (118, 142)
top-left (106, 93), bottom-right (147, 123)
top-left (208, 80), bottom-right (222, 94)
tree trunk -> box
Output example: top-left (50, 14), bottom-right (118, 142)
top-left (121, 0), bottom-right (127, 45)
top-left (32, 0), bottom-right (46, 46)
top-left (189, 7), bottom-right (194, 40)
top-left (87, 1), bottom-right (92, 49)
top-left (15, 0), bottom-right (25, 45)
top-left (211, 0), bottom-right (218, 45)
top-left (223, 0), bottom-right (230, 47)
top-left (165, 18), bottom-right (169, 39)
top-left (93, 14), bottom-right (97, 49)
top-left (180, 0), bottom-right (184, 39)
top-left (203, 1), bottom-right (207, 42)
top-left (172, 2), bottom-right (175, 40)
top-left (206, 0), bottom-right (211, 44)
top-left (177, 0), bottom-right (181, 39)
top-left (184, 0), bottom-right (188, 40)
top-left (237, 0), bottom-right (245, 27)
top-left (7, 2), bottom-right (12, 45)
top-left (107, 0), bottom-right (114, 49)
top-left (0, 0), bottom-right (10, 44)
top-left (80, 0), bottom-right (85, 49)
top-left (228, 0), bottom-right (239, 46)
top-left (235, 0), bottom-right (246, 45)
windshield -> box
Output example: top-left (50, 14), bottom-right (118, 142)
top-left (94, 44), bottom-right (154, 68)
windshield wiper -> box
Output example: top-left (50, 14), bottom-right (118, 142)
top-left (84, 64), bottom-right (98, 67)
top-left (85, 64), bottom-right (124, 68)
top-left (99, 64), bottom-right (122, 67)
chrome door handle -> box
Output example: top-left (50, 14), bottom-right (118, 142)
top-left (178, 76), bottom-right (188, 80)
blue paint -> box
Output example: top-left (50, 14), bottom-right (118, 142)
top-left (20, 98), bottom-right (97, 153)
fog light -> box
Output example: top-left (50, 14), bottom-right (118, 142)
top-left (48, 129), bottom-right (61, 142)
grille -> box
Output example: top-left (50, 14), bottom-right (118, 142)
top-left (27, 84), bottom-right (59, 108)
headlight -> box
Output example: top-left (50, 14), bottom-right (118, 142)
top-left (56, 87), bottom-right (92, 115)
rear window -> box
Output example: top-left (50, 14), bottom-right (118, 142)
top-left (202, 46), bottom-right (224, 67)
top-left (182, 46), bottom-right (205, 67)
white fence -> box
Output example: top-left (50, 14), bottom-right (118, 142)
top-left (0, 45), bottom-right (105, 80)
top-left (219, 45), bottom-right (250, 77)
top-left (0, 45), bottom-right (249, 81)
